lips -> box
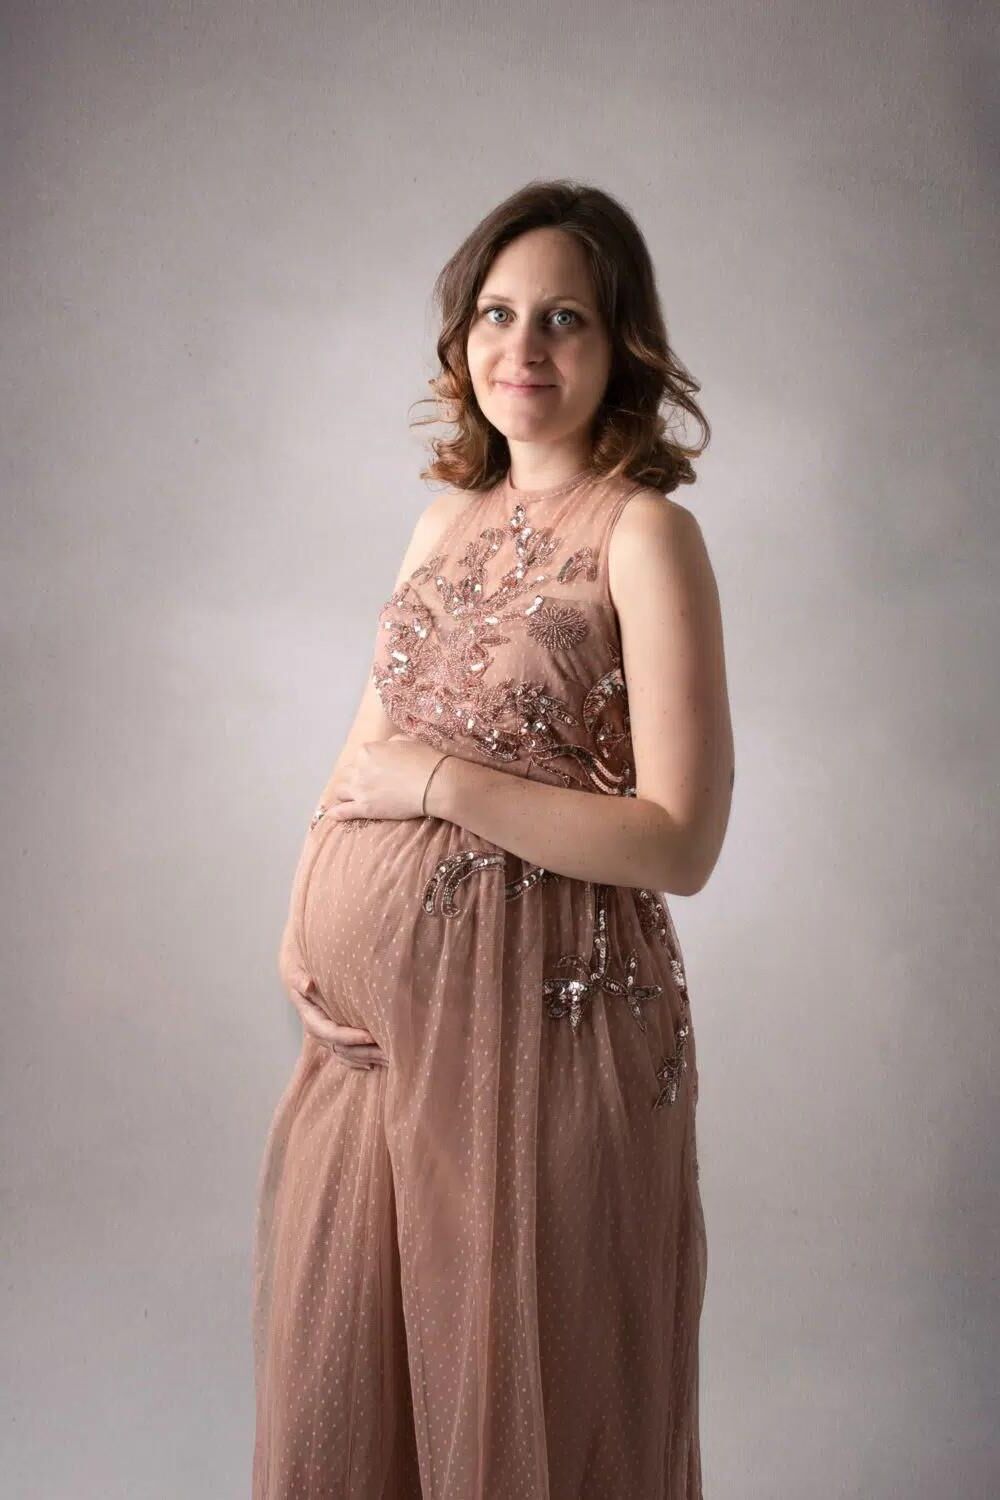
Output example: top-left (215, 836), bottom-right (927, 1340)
top-left (497, 380), bottom-right (554, 390)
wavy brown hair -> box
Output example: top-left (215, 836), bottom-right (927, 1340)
top-left (409, 178), bottom-right (710, 497)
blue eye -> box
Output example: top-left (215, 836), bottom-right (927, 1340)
top-left (482, 306), bottom-right (580, 328)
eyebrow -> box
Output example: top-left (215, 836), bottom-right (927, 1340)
top-left (476, 291), bottom-right (591, 308)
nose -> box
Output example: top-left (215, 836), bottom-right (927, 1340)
top-left (502, 321), bottom-right (548, 366)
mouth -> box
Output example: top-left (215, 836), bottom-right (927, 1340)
top-left (495, 380), bottom-right (556, 394)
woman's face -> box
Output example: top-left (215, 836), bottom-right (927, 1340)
top-left (466, 227), bottom-right (613, 452)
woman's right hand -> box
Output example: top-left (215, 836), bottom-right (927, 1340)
top-left (283, 961), bottom-right (389, 1071)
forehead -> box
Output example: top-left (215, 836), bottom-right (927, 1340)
top-left (482, 227), bottom-right (594, 299)
top-left (476, 287), bottom-right (590, 306)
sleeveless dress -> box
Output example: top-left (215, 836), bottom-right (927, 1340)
top-left (251, 467), bottom-right (708, 1500)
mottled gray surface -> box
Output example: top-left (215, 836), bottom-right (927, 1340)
top-left (2, 1), bottom-right (996, 1496)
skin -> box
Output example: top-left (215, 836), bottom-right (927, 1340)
top-left (465, 225), bottom-right (612, 489)
top-left (288, 226), bottom-right (734, 1072)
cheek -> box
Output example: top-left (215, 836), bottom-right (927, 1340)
top-left (565, 339), bottom-right (611, 394)
top-left (465, 330), bottom-right (492, 381)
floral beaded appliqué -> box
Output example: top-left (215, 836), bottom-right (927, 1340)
top-left (421, 849), bottom-right (561, 917)
top-left (543, 882), bottom-right (693, 1110)
top-left (542, 883), bottom-right (662, 1035)
top-left (370, 492), bottom-right (697, 1117)
top-left (420, 854), bottom-right (692, 1113)
top-left (370, 504), bottom-right (633, 794)
top-left (635, 887), bottom-right (695, 1112)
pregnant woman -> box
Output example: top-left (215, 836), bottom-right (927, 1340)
top-left (251, 179), bottom-right (734, 1500)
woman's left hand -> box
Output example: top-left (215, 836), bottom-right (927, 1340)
top-left (328, 734), bottom-right (446, 822)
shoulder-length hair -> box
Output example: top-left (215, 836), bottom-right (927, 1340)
top-left (409, 178), bottom-right (710, 497)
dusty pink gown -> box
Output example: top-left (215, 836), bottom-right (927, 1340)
top-left (251, 466), bottom-right (707, 1499)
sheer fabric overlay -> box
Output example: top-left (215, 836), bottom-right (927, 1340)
top-left (252, 470), bottom-right (707, 1499)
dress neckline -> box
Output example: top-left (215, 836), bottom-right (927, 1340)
top-left (501, 465), bottom-right (595, 504)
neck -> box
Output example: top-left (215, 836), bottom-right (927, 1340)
top-left (505, 446), bottom-right (593, 492)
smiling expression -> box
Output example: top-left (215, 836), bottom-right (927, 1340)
top-left (466, 227), bottom-right (613, 448)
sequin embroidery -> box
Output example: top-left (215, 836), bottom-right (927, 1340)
top-left (422, 849), bottom-right (559, 916)
top-left (373, 484), bottom-right (695, 1113)
top-left (542, 883), bottom-right (659, 1035)
top-left (371, 504), bottom-right (635, 793)
top-left (653, 1004), bottom-right (691, 1110)
top-left (309, 803), bottom-right (377, 832)
top-left (525, 601), bottom-right (590, 651)
top-left (632, 887), bottom-right (695, 1109)
top-left (419, 865), bottom-right (693, 1108)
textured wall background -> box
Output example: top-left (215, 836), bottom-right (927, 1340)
top-left (2, 2), bottom-right (997, 1495)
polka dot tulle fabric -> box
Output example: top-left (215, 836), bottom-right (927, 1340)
top-left (251, 471), bottom-right (707, 1498)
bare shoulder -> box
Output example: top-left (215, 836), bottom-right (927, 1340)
top-left (386, 486), bottom-right (471, 592)
top-left (415, 485), bottom-right (472, 547)
top-left (608, 487), bottom-right (710, 607)
top-left (612, 486), bottom-right (703, 546)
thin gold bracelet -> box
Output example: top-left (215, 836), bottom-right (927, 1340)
top-left (421, 753), bottom-right (451, 816)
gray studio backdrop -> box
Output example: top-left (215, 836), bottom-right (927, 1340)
top-left (2, 2), bottom-right (996, 1497)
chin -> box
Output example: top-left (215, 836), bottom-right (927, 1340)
top-left (485, 398), bottom-right (562, 427)
top-left (494, 418), bottom-right (558, 441)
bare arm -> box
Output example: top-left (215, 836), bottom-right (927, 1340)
top-left (313, 488), bottom-right (468, 808)
top-left (424, 493), bottom-right (735, 896)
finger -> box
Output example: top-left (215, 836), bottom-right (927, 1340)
top-left (343, 1043), bottom-right (389, 1065)
top-left (329, 1050), bottom-right (374, 1070)
top-left (331, 1024), bottom-right (379, 1045)
top-left (290, 986), bottom-right (380, 1041)
top-left (329, 1044), bottom-right (389, 1068)
top-left (292, 1004), bottom-right (345, 1048)
top-left (333, 804), bottom-right (364, 822)
top-left (329, 1045), bottom-right (385, 1071)
top-left (295, 1000), bottom-right (378, 1049)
